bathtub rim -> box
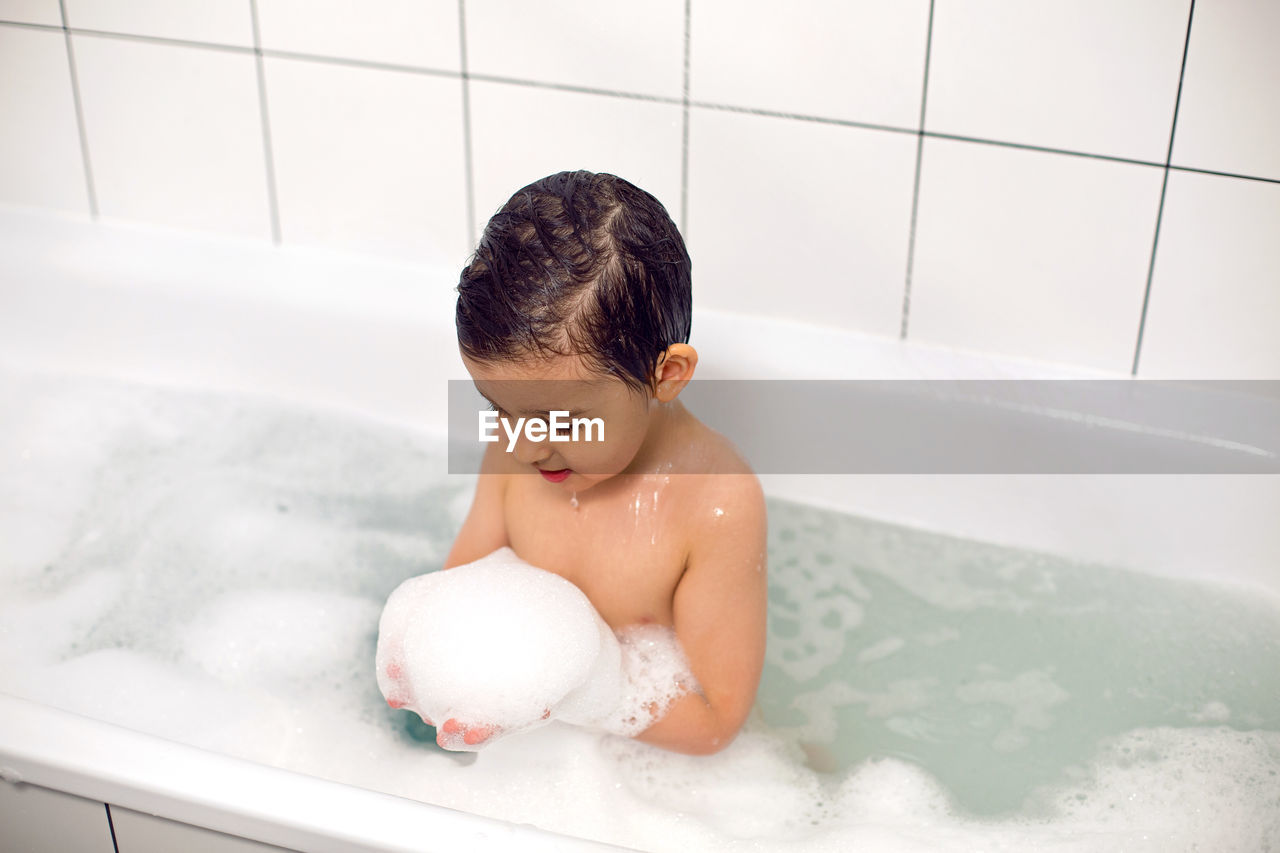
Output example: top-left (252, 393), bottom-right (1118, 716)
top-left (0, 692), bottom-right (634, 853)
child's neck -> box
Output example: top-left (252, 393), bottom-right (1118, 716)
top-left (622, 399), bottom-right (696, 476)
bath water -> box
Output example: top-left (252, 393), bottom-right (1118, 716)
top-left (1, 367), bottom-right (1277, 851)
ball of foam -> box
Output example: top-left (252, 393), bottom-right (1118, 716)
top-left (376, 547), bottom-right (622, 744)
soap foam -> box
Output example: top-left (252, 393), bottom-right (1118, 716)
top-left (376, 547), bottom-right (624, 745)
top-left (602, 623), bottom-right (700, 736)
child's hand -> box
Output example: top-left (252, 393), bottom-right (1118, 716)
top-left (383, 658), bottom-right (495, 746)
top-left (436, 707), bottom-right (550, 750)
top-left (439, 718), bottom-right (498, 748)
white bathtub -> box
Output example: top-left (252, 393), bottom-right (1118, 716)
top-left (1, 206), bottom-right (1277, 852)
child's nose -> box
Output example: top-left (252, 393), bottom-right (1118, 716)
top-left (511, 432), bottom-right (553, 465)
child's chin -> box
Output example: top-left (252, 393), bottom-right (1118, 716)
top-left (559, 471), bottom-right (609, 491)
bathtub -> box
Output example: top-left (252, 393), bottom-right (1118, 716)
top-left (0, 205), bottom-right (1277, 852)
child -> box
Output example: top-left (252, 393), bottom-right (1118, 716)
top-left (441, 171), bottom-right (766, 755)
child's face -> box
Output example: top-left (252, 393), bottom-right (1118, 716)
top-left (462, 351), bottom-right (656, 492)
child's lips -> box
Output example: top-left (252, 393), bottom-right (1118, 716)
top-left (538, 467), bottom-right (571, 483)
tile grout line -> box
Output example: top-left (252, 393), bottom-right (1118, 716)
top-left (901, 0), bottom-right (936, 340)
top-left (679, 0), bottom-right (692, 236)
top-left (249, 0), bottom-right (282, 245)
top-left (458, 0), bottom-right (476, 252)
top-left (1168, 163), bottom-right (1279, 185)
top-left (57, 2), bottom-right (98, 218)
top-left (924, 130), bottom-right (1164, 170)
top-left (1132, 0), bottom-right (1196, 377)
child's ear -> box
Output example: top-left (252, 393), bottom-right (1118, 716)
top-left (652, 344), bottom-right (698, 402)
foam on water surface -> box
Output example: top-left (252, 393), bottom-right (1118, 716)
top-left (1, 366), bottom-right (1278, 852)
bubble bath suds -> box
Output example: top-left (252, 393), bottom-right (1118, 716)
top-left (375, 547), bottom-right (697, 748)
top-left (1, 368), bottom-right (1277, 851)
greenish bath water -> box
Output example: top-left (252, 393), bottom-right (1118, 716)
top-left (758, 497), bottom-right (1280, 815)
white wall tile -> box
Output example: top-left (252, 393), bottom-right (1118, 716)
top-left (2, 0), bottom-right (62, 26)
top-left (908, 138), bottom-right (1164, 372)
top-left (469, 81), bottom-right (683, 243)
top-left (690, 0), bottom-right (930, 129)
top-left (927, 0), bottom-right (1189, 163)
top-left (63, 0), bottom-right (253, 47)
top-left (73, 34), bottom-right (271, 238)
top-left (686, 109), bottom-right (917, 337)
top-left (1171, 0), bottom-right (1280, 180)
top-left (265, 57), bottom-right (469, 266)
top-left (0, 26), bottom-right (89, 213)
top-left (466, 0), bottom-right (684, 99)
top-left (256, 0), bottom-right (459, 71)
top-left (0, 783), bottom-right (114, 853)
top-left (1137, 172), bottom-right (1280, 378)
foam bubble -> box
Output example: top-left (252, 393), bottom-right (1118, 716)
top-left (182, 589), bottom-right (379, 692)
top-left (599, 623), bottom-right (700, 737)
top-left (376, 547), bottom-right (623, 746)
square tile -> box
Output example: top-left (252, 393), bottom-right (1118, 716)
top-left (256, 0), bottom-right (460, 71)
top-left (1171, 0), bottom-right (1280, 180)
top-left (72, 34), bottom-right (271, 238)
top-left (0, 26), bottom-right (89, 213)
top-left (64, 0), bottom-right (253, 47)
top-left (1, 1), bottom-right (63, 26)
top-left (686, 108), bottom-right (917, 337)
top-left (908, 138), bottom-right (1165, 372)
top-left (265, 56), bottom-right (469, 265)
top-left (466, 0), bottom-right (684, 99)
top-left (1137, 171), bottom-right (1280, 378)
top-left (690, 0), bottom-right (930, 129)
top-left (927, 0), bottom-right (1189, 163)
top-left (468, 80), bottom-right (683, 243)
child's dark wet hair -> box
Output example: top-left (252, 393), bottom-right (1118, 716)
top-left (456, 171), bottom-right (692, 394)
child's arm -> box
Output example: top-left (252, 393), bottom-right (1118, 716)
top-left (443, 442), bottom-right (509, 569)
top-left (635, 476), bottom-right (768, 755)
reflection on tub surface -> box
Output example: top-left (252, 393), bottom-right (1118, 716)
top-left (1, 367), bottom-right (1277, 851)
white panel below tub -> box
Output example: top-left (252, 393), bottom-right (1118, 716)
top-left (908, 137), bottom-right (1163, 372)
top-left (466, 0), bottom-right (685, 100)
top-left (0, 782), bottom-right (114, 853)
top-left (255, 0), bottom-right (460, 72)
top-left (62, 0), bottom-right (254, 47)
top-left (264, 55), bottom-right (470, 267)
top-left (1172, 0), bottom-right (1280, 180)
top-left (468, 80), bottom-right (683, 241)
top-left (689, 0), bottom-right (931, 129)
top-left (926, 0), bottom-right (1189, 163)
top-left (0, 26), bottom-right (89, 214)
top-left (1137, 171), bottom-right (1280, 379)
top-left (111, 806), bottom-right (294, 853)
top-left (686, 107), bottom-right (917, 338)
top-left (1, 0), bottom-right (62, 26)
top-left (71, 34), bottom-right (272, 239)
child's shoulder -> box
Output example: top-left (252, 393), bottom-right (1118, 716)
top-left (674, 417), bottom-right (767, 524)
top-left (684, 413), bottom-right (759, 478)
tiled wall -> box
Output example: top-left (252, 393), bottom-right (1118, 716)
top-left (2, 0), bottom-right (1277, 377)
